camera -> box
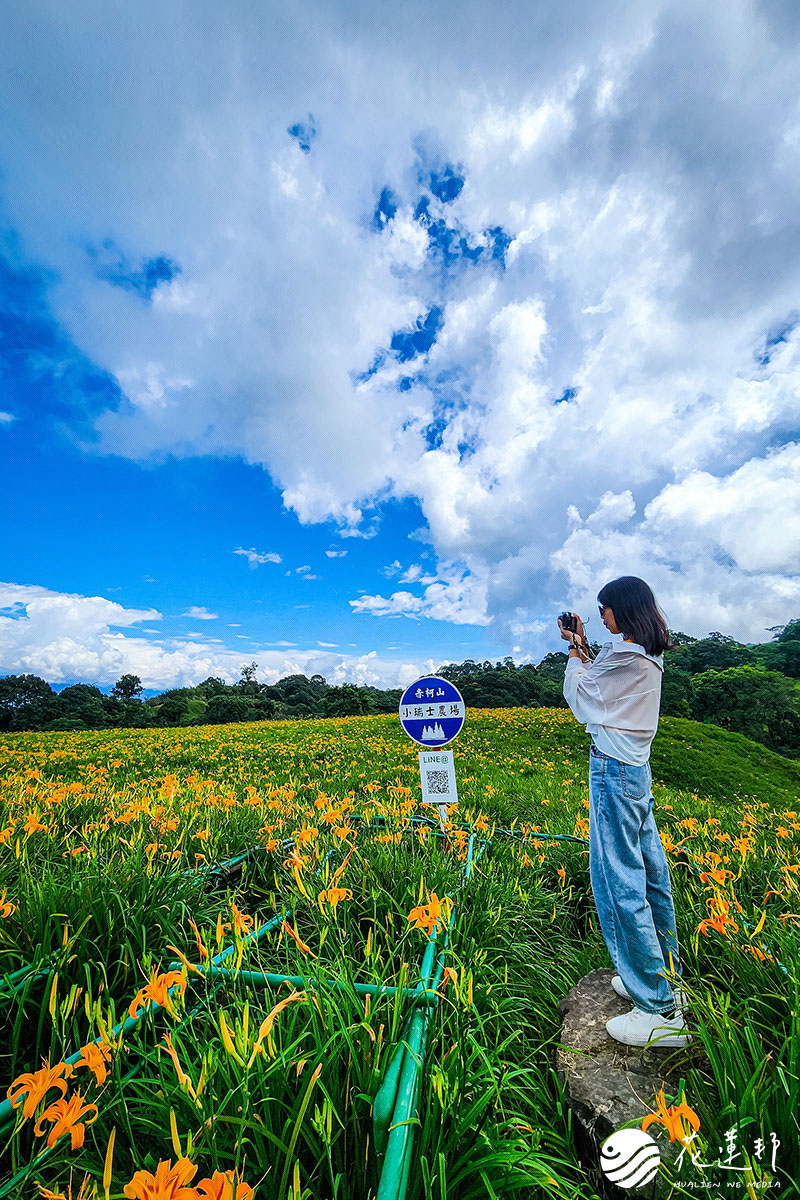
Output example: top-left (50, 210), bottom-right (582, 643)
top-left (559, 611), bottom-right (579, 633)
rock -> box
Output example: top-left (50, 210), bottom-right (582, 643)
top-left (555, 968), bottom-right (693, 1198)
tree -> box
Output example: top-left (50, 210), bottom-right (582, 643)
top-left (56, 684), bottom-right (107, 729)
top-left (45, 716), bottom-right (88, 731)
top-left (692, 665), bottom-right (800, 757)
top-left (661, 669), bottom-right (695, 718)
top-left (274, 674), bottom-right (326, 718)
top-left (206, 695), bottom-right (257, 724)
top-left (438, 660), bottom-right (480, 680)
top-left (323, 685), bottom-right (370, 717)
top-left (768, 618), bottom-right (800, 643)
top-left (111, 674), bottom-right (143, 702)
top-left (0, 675), bottom-right (56, 730)
top-left (197, 676), bottom-right (230, 697)
top-left (683, 636), bottom-right (754, 675)
top-left (156, 696), bottom-right (188, 726)
top-left (668, 630), bottom-right (698, 646)
top-left (238, 663), bottom-right (260, 697)
top-left (751, 640), bottom-right (800, 679)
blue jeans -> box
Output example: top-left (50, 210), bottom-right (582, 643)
top-left (589, 742), bottom-right (683, 1014)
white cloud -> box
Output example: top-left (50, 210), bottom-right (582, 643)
top-left (233, 547), bottom-right (282, 567)
top-left (643, 442), bottom-right (800, 575)
top-left (351, 562), bottom-right (490, 625)
top-left (0, 412), bottom-right (16, 424)
top-left (0, 580), bottom-right (439, 688)
top-left (350, 591), bottom-right (425, 619)
top-left (2, 1), bottom-right (800, 662)
top-left (398, 563), bottom-right (438, 585)
top-left (182, 606), bottom-right (218, 620)
top-left (325, 549), bottom-right (348, 558)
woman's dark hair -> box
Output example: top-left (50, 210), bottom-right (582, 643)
top-left (597, 576), bottom-right (675, 656)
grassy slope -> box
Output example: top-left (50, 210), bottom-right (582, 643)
top-left (652, 715), bottom-right (800, 807)
top-left (459, 708), bottom-right (800, 817)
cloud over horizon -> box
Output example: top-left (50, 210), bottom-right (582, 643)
top-left (0, 582), bottom-right (435, 690)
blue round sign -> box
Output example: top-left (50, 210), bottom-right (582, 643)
top-left (398, 675), bottom-right (465, 747)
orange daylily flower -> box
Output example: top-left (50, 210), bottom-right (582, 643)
top-left (248, 989), bottom-right (306, 1064)
top-left (0, 825), bottom-right (14, 845)
top-left (195, 1171), bottom-right (255, 1200)
top-left (294, 826), bottom-right (318, 846)
top-left (283, 849), bottom-right (308, 872)
top-left (33, 1090), bottom-right (99, 1149)
top-left (123, 1157), bottom-right (199, 1199)
top-left (280, 919), bottom-right (317, 958)
top-left (697, 912), bottom-right (739, 936)
top-left (167, 945), bottom-right (206, 978)
top-left (73, 1038), bottom-right (114, 1085)
top-left (0, 889), bottom-right (16, 918)
top-left (160, 1033), bottom-right (199, 1102)
top-left (642, 1086), bottom-right (700, 1144)
top-left (188, 918), bottom-right (210, 961)
top-left (317, 886), bottom-right (352, 912)
top-left (699, 868), bottom-right (735, 884)
top-left (7, 1058), bottom-right (74, 1120)
top-left (231, 904), bottom-right (255, 939)
top-left (407, 892), bottom-right (453, 936)
top-left (440, 966), bottom-right (459, 994)
top-left (35, 1174), bottom-right (94, 1200)
top-left (23, 812), bottom-right (47, 835)
top-left (129, 967), bottom-right (187, 1019)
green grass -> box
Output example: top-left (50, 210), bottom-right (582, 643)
top-left (0, 709), bottom-right (798, 1199)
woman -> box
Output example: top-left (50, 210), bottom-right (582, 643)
top-left (559, 576), bottom-right (690, 1049)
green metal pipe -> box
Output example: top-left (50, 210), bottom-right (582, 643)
top-left (197, 965), bottom-right (442, 1003)
top-left (375, 904), bottom-right (455, 1200)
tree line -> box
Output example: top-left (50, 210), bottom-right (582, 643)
top-left (1, 620), bottom-right (799, 758)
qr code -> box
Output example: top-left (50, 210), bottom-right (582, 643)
top-left (425, 769), bottom-right (450, 795)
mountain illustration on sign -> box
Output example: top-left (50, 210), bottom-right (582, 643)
top-left (420, 722), bottom-right (445, 741)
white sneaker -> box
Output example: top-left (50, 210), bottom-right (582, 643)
top-left (612, 974), bottom-right (687, 1008)
top-left (606, 1005), bottom-right (692, 1049)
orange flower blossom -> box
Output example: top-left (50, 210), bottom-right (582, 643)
top-left (129, 966), bottom-right (187, 1019)
top-left (123, 1157), bottom-right (199, 1199)
top-left (642, 1086), bottom-right (701, 1144)
top-left (7, 1058), bottom-right (74, 1120)
top-left (33, 1090), bottom-right (99, 1149)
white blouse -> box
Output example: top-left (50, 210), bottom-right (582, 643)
top-left (562, 639), bottom-right (664, 766)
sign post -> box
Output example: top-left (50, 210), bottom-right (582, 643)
top-left (398, 675), bottom-right (465, 831)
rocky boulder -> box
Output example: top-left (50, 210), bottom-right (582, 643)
top-left (556, 968), bottom-right (695, 1198)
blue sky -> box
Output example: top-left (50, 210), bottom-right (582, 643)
top-left (1, 0), bottom-right (800, 691)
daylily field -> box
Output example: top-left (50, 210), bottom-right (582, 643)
top-left (0, 711), bottom-right (798, 1200)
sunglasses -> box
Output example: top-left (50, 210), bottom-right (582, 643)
top-left (598, 604), bottom-right (607, 616)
